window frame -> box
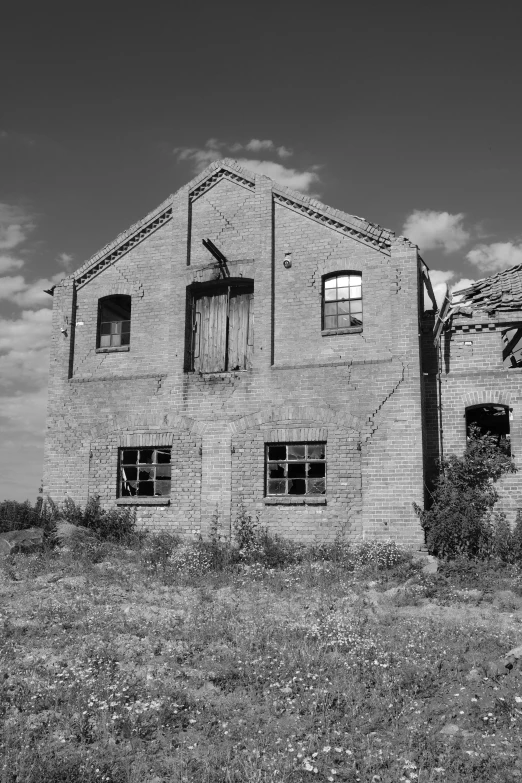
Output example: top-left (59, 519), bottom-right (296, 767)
top-left (118, 447), bottom-right (172, 499)
top-left (96, 295), bottom-right (132, 353)
top-left (186, 278), bottom-right (254, 373)
top-left (265, 442), bottom-right (327, 499)
top-left (321, 272), bottom-right (363, 335)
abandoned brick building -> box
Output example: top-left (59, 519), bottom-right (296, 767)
top-left (44, 159), bottom-right (519, 547)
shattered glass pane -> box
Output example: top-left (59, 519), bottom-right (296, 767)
top-left (308, 462), bottom-right (325, 478)
top-left (288, 479), bottom-right (306, 495)
top-left (122, 450), bottom-right (138, 464)
top-left (157, 450), bottom-right (171, 464)
top-left (121, 481), bottom-right (137, 496)
top-left (307, 479), bottom-right (326, 495)
top-left (123, 467), bottom-right (137, 481)
top-left (140, 450), bottom-right (154, 464)
top-left (139, 468), bottom-right (154, 481)
top-left (268, 479), bottom-right (286, 495)
top-left (307, 444), bottom-right (325, 459)
top-left (288, 445), bottom-right (305, 460)
top-left (268, 445), bottom-right (286, 461)
top-left (268, 463), bottom-right (286, 478)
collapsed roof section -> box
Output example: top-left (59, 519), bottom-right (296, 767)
top-left (453, 264), bottom-right (522, 311)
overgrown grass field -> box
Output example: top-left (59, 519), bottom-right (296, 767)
top-left (2, 527), bottom-right (522, 783)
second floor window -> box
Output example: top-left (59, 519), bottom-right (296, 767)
top-left (323, 273), bottom-right (362, 330)
top-left (98, 295), bottom-right (131, 348)
top-left (189, 281), bottom-right (253, 373)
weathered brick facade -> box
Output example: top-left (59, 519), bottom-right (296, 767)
top-left (43, 160), bottom-right (426, 546)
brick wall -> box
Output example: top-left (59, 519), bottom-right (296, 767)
top-left (43, 161), bottom-right (426, 546)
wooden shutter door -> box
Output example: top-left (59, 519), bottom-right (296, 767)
top-left (193, 293), bottom-right (228, 372)
top-left (228, 290), bottom-right (253, 370)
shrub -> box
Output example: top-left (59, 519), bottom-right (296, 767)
top-left (57, 496), bottom-right (139, 544)
top-left (415, 426), bottom-right (516, 559)
top-left (0, 499), bottom-right (48, 534)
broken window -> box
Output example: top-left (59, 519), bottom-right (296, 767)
top-left (323, 273), bottom-right (362, 330)
top-left (189, 281), bottom-right (253, 372)
top-left (502, 327), bottom-right (522, 368)
top-left (119, 448), bottom-right (171, 497)
top-left (466, 405), bottom-right (511, 456)
top-left (98, 295), bottom-right (131, 348)
top-left (266, 443), bottom-right (326, 496)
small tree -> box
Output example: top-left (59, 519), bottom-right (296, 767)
top-left (415, 425), bottom-right (516, 559)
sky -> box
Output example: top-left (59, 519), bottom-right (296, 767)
top-left (1, 2), bottom-right (521, 502)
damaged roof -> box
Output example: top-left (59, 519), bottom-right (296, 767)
top-left (454, 264), bottom-right (522, 311)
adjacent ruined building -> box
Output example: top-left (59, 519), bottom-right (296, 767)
top-left (423, 267), bottom-right (522, 523)
top-left (43, 160), bottom-right (445, 546)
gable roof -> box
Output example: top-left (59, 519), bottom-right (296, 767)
top-left (70, 159), bottom-right (398, 289)
top-left (454, 264), bottom-right (522, 311)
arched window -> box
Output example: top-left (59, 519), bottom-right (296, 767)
top-left (97, 295), bottom-right (131, 349)
top-left (465, 404), bottom-right (511, 455)
top-left (323, 272), bottom-right (362, 330)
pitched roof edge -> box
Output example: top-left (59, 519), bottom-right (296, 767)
top-left (73, 194), bottom-right (174, 284)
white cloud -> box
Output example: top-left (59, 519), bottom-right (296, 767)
top-left (402, 210), bottom-right (470, 254)
top-left (427, 269), bottom-right (477, 308)
top-left (0, 255), bottom-right (24, 273)
top-left (0, 307), bottom-right (52, 502)
top-left (466, 241), bottom-right (522, 273)
top-left (0, 203), bottom-right (34, 250)
top-left (57, 252), bottom-right (73, 271)
top-left (234, 158), bottom-right (320, 193)
top-left (172, 138), bottom-right (317, 192)
top-left (0, 272), bottom-right (63, 308)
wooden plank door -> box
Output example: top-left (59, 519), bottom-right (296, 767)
top-left (228, 290), bottom-right (253, 370)
top-left (193, 292), bottom-right (228, 372)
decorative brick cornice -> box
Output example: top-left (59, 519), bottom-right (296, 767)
top-left (189, 167), bottom-right (255, 202)
top-left (273, 191), bottom-right (393, 253)
top-left (75, 204), bottom-right (172, 289)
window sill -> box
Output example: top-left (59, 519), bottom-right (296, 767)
top-left (264, 497), bottom-right (327, 505)
top-left (321, 326), bottom-right (363, 336)
top-left (96, 346), bottom-right (130, 353)
top-left (116, 498), bottom-right (170, 506)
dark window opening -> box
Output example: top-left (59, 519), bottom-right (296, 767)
top-left (265, 442), bottom-right (326, 496)
top-left (189, 281), bottom-right (253, 372)
top-left (323, 273), bottom-right (362, 330)
top-left (98, 295), bottom-right (131, 348)
top-left (466, 405), bottom-right (511, 456)
top-left (119, 448), bottom-right (171, 497)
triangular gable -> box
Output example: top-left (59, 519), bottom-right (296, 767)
top-left (71, 159), bottom-right (397, 288)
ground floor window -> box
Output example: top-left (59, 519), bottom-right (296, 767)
top-left (119, 448), bottom-right (171, 496)
top-left (266, 442), bottom-right (326, 496)
top-left (465, 405), bottom-right (511, 455)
